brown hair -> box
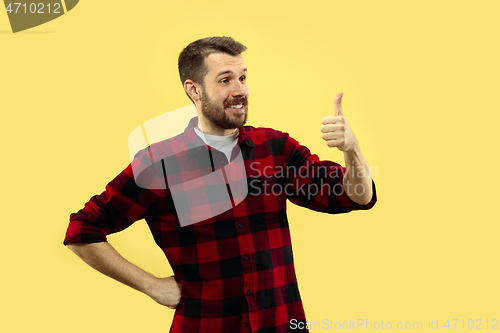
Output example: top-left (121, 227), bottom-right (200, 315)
top-left (178, 37), bottom-right (247, 100)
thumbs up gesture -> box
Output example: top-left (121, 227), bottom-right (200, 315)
top-left (320, 92), bottom-right (358, 152)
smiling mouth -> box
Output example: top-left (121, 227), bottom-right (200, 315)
top-left (224, 97), bottom-right (248, 113)
top-left (226, 104), bottom-right (244, 110)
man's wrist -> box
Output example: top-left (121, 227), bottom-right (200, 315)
top-left (141, 275), bottom-right (161, 296)
top-left (342, 141), bottom-right (361, 157)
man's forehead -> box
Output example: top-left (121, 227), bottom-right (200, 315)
top-left (204, 53), bottom-right (247, 77)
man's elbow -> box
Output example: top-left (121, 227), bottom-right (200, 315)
top-left (66, 242), bottom-right (81, 255)
top-left (347, 187), bottom-right (373, 206)
top-left (357, 196), bottom-right (372, 206)
top-left (65, 242), bottom-right (92, 259)
top-left (351, 195), bottom-right (372, 206)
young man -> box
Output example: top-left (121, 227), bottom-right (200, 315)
top-left (64, 36), bottom-right (377, 332)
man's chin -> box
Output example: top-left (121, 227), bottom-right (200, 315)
top-left (225, 109), bottom-right (247, 124)
top-left (233, 113), bottom-right (247, 127)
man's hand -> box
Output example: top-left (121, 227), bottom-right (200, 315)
top-left (147, 275), bottom-right (182, 309)
top-left (320, 92), bottom-right (358, 152)
top-left (319, 92), bottom-right (373, 205)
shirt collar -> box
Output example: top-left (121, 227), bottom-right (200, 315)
top-left (184, 117), bottom-right (254, 156)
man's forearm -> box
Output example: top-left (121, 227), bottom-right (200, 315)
top-left (66, 242), bottom-right (181, 308)
top-left (342, 145), bottom-right (373, 205)
top-left (67, 242), bottom-right (157, 294)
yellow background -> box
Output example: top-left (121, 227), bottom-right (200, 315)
top-left (1, 0), bottom-right (499, 331)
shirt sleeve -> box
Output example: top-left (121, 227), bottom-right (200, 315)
top-left (63, 148), bottom-right (165, 245)
top-left (282, 132), bottom-right (377, 214)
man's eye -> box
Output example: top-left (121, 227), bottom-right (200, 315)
top-left (240, 76), bottom-right (246, 82)
top-left (220, 79), bottom-right (229, 83)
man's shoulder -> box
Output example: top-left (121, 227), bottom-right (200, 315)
top-left (133, 131), bottom-right (187, 161)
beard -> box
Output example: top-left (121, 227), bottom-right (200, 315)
top-left (200, 88), bottom-right (248, 130)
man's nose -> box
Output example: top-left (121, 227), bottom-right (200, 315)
top-left (232, 81), bottom-right (249, 98)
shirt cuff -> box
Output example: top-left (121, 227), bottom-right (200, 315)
top-left (339, 179), bottom-right (377, 211)
top-left (63, 219), bottom-right (109, 245)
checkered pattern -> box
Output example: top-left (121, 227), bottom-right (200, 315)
top-left (64, 117), bottom-right (377, 333)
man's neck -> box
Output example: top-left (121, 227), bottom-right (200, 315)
top-left (197, 118), bottom-right (238, 136)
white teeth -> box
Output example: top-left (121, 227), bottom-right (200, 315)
top-left (228, 104), bottom-right (243, 109)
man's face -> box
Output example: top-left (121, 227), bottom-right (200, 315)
top-left (199, 53), bottom-right (249, 130)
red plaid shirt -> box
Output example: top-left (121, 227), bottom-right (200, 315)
top-left (64, 117), bottom-right (377, 333)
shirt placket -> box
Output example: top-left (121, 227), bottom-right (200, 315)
top-left (214, 150), bottom-right (257, 332)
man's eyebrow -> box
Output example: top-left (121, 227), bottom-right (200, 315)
top-left (216, 68), bottom-right (247, 78)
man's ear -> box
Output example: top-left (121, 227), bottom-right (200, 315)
top-left (184, 79), bottom-right (202, 102)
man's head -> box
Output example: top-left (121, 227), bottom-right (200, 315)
top-left (178, 37), bottom-right (249, 135)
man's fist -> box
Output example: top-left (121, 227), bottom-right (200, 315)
top-left (320, 92), bottom-right (358, 152)
top-left (147, 275), bottom-right (182, 309)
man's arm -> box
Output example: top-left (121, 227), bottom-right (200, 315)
top-left (321, 92), bottom-right (374, 205)
top-left (66, 242), bottom-right (182, 309)
top-left (64, 149), bottom-right (182, 308)
top-left (341, 145), bottom-right (373, 205)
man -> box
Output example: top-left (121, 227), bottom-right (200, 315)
top-left (64, 36), bottom-right (376, 332)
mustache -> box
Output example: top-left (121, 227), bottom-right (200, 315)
top-left (224, 97), bottom-right (248, 107)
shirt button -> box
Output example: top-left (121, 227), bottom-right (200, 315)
top-left (221, 160), bottom-right (225, 165)
top-left (247, 290), bottom-right (251, 296)
top-left (243, 255), bottom-right (248, 261)
top-left (238, 223), bottom-right (243, 228)
top-left (243, 322), bottom-right (249, 328)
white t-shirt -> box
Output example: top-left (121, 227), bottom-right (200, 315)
top-left (194, 127), bottom-right (239, 162)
